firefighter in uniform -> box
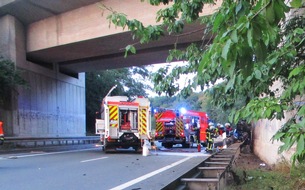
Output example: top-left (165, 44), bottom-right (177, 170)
top-left (184, 121), bottom-right (190, 142)
top-left (192, 120), bottom-right (200, 144)
top-left (205, 122), bottom-right (215, 153)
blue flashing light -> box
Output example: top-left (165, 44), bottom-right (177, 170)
top-left (180, 107), bottom-right (187, 114)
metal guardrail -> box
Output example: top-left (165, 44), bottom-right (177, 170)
top-left (2, 136), bottom-right (100, 147)
top-left (162, 140), bottom-right (243, 190)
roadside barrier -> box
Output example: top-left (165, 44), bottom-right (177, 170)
top-left (162, 142), bottom-right (242, 190)
top-left (180, 145), bottom-right (241, 190)
top-left (2, 136), bottom-right (99, 148)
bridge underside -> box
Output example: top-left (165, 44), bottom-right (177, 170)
top-left (1, 0), bottom-right (211, 74)
top-left (27, 22), bottom-right (207, 74)
top-left (0, 0), bottom-right (211, 138)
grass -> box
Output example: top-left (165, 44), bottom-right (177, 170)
top-left (227, 161), bottom-right (305, 190)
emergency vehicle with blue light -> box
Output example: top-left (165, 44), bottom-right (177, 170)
top-left (154, 108), bottom-right (209, 148)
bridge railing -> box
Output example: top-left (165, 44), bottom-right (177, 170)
top-left (3, 136), bottom-right (100, 148)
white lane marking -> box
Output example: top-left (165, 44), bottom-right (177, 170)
top-left (80, 157), bottom-right (108, 163)
top-left (2, 148), bottom-right (98, 159)
top-left (109, 156), bottom-right (192, 190)
top-left (151, 151), bottom-right (209, 157)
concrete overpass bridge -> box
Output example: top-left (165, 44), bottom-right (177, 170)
top-left (0, 0), bottom-right (219, 137)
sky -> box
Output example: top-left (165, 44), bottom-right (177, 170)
top-left (145, 61), bottom-right (198, 97)
top-left (145, 61), bottom-right (224, 97)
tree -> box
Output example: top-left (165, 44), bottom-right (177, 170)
top-left (150, 92), bottom-right (206, 111)
top-left (85, 67), bottom-right (150, 133)
top-left (100, 0), bottom-right (305, 164)
top-left (173, 92), bottom-right (203, 111)
top-left (0, 57), bottom-right (27, 108)
top-left (150, 95), bottom-right (176, 109)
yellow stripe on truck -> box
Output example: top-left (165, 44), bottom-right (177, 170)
top-left (139, 108), bottom-right (147, 135)
top-left (109, 105), bottom-right (118, 127)
top-left (176, 118), bottom-right (184, 136)
top-left (156, 121), bottom-right (163, 132)
top-left (155, 113), bottom-right (163, 132)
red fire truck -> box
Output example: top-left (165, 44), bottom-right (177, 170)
top-left (95, 86), bottom-right (152, 153)
top-left (154, 108), bottom-right (209, 148)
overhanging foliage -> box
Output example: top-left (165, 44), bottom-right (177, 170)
top-left (0, 57), bottom-right (27, 107)
top-left (99, 0), bottom-right (305, 164)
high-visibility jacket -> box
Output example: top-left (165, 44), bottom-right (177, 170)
top-left (0, 121), bottom-right (4, 145)
top-left (206, 128), bottom-right (213, 140)
top-left (0, 121), bottom-right (4, 136)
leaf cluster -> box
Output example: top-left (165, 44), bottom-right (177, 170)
top-left (150, 92), bottom-right (206, 112)
top-left (101, 0), bottom-right (305, 164)
top-left (0, 57), bottom-right (27, 106)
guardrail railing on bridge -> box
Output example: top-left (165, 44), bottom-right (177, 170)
top-left (3, 136), bottom-right (100, 148)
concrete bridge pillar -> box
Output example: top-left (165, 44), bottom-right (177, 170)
top-left (0, 14), bottom-right (86, 137)
top-left (0, 14), bottom-right (25, 136)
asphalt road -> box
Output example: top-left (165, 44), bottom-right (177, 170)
top-left (0, 145), bottom-right (210, 190)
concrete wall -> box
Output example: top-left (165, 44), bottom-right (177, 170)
top-left (253, 119), bottom-right (295, 166)
top-left (27, 0), bottom-right (222, 52)
top-left (26, 0), bottom-right (165, 52)
top-left (252, 8), bottom-right (305, 166)
top-left (0, 14), bottom-right (86, 137)
top-left (15, 70), bottom-right (86, 137)
top-left (252, 80), bottom-right (296, 165)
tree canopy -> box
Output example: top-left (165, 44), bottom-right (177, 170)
top-left (151, 92), bottom-right (204, 110)
top-left (100, 0), bottom-right (305, 164)
top-left (0, 57), bottom-right (27, 108)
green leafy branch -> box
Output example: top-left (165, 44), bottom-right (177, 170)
top-left (0, 57), bottom-right (28, 106)
top-left (98, 0), bottom-right (305, 165)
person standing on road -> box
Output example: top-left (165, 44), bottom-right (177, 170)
top-left (216, 123), bottom-right (224, 136)
top-left (0, 121), bottom-right (4, 145)
top-left (192, 119), bottom-right (200, 144)
top-left (205, 122), bottom-right (215, 153)
top-left (225, 123), bottom-right (233, 136)
top-left (184, 120), bottom-right (190, 142)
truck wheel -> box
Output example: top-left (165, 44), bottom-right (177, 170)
top-left (134, 146), bottom-right (142, 154)
top-left (104, 145), bottom-right (116, 153)
top-left (182, 143), bottom-right (189, 148)
top-left (163, 143), bottom-right (173, 148)
top-left (104, 145), bottom-right (110, 153)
